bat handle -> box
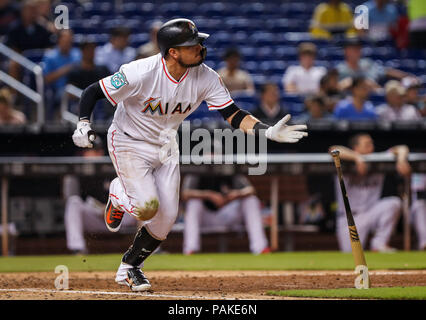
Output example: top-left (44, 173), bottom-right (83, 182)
top-left (330, 149), bottom-right (341, 167)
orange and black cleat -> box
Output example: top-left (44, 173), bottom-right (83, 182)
top-left (104, 197), bottom-right (125, 232)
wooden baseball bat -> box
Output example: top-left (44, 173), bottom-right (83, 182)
top-left (330, 150), bottom-right (369, 271)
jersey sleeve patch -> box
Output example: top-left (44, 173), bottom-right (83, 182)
top-left (110, 71), bottom-right (128, 89)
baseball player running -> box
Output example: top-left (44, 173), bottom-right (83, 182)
top-left (72, 18), bottom-right (308, 292)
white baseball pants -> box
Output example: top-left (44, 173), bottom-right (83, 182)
top-left (412, 199), bottom-right (426, 249)
top-left (336, 196), bottom-right (402, 252)
top-left (107, 124), bottom-right (181, 240)
top-left (183, 195), bottom-right (268, 254)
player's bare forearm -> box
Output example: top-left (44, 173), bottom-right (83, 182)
top-left (181, 189), bottom-right (216, 201)
top-left (226, 111), bottom-right (259, 133)
top-left (227, 186), bottom-right (255, 201)
top-left (389, 145), bottom-right (409, 162)
top-left (329, 145), bottom-right (363, 162)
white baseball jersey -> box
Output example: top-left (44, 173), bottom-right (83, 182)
top-left (99, 53), bottom-right (234, 145)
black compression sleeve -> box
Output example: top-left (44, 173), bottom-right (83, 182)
top-left (230, 109), bottom-right (251, 128)
top-left (217, 103), bottom-right (239, 120)
top-left (78, 82), bottom-right (106, 121)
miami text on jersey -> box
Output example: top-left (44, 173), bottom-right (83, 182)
top-left (141, 97), bottom-right (192, 115)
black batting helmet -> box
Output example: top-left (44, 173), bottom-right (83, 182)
top-left (157, 18), bottom-right (209, 57)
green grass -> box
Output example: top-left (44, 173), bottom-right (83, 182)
top-left (0, 251), bottom-right (425, 273)
top-left (268, 286), bottom-right (426, 300)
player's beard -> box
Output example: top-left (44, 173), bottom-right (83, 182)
top-left (177, 46), bottom-right (207, 68)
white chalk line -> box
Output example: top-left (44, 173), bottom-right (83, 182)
top-left (0, 288), bottom-right (239, 300)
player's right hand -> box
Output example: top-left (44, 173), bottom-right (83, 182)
top-left (265, 114), bottom-right (308, 143)
top-left (72, 120), bottom-right (96, 148)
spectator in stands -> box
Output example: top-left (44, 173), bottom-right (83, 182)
top-left (67, 40), bottom-right (111, 122)
top-left (337, 37), bottom-right (412, 90)
top-left (310, 0), bottom-right (356, 39)
top-left (376, 80), bottom-right (422, 121)
top-left (282, 42), bottom-right (327, 95)
top-left (402, 77), bottom-right (426, 117)
top-left (319, 68), bottom-right (344, 112)
top-left (64, 138), bottom-right (137, 254)
top-left (42, 29), bottom-right (81, 121)
top-left (362, 0), bottom-right (399, 41)
top-left (136, 20), bottom-right (162, 59)
top-left (35, 0), bottom-right (55, 34)
top-left (407, 0), bottom-right (426, 49)
top-left (295, 95), bottom-right (333, 123)
top-left (411, 173), bottom-right (426, 250)
top-left (329, 134), bottom-right (410, 252)
top-left (334, 76), bottom-right (377, 121)
top-left (68, 40), bottom-right (110, 90)
top-left (95, 27), bottom-right (136, 73)
top-left (0, 87), bottom-right (26, 125)
top-left (217, 48), bottom-right (255, 95)
top-left (5, 0), bottom-right (54, 84)
top-left (251, 83), bottom-right (287, 126)
top-left (0, 0), bottom-right (19, 38)
top-left (5, 0), bottom-right (53, 53)
top-left (182, 173), bottom-right (270, 255)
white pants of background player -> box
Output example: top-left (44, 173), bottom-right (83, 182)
top-left (412, 200), bottom-right (426, 250)
top-left (336, 196), bottom-right (401, 252)
top-left (183, 196), bottom-right (268, 254)
top-left (107, 124), bottom-right (181, 279)
top-left (64, 195), bottom-right (137, 252)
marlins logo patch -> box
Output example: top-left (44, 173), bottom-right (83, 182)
top-left (110, 71), bottom-right (128, 89)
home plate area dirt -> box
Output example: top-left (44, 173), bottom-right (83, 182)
top-left (0, 270), bottom-right (425, 300)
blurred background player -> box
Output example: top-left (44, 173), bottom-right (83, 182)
top-left (217, 47), bottom-right (255, 95)
top-left (411, 173), bottom-right (426, 250)
top-left (64, 138), bottom-right (137, 254)
top-left (330, 133), bottom-right (411, 252)
top-left (181, 173), bottom-right (270, 255)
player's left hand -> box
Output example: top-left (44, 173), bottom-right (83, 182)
top-left (72, 120), bottom-right (96, 148)
top-left (265, 114), bottom-right (308, 143)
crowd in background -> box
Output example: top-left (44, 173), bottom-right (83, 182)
top-left (0, 0), bottom-right (425, 124)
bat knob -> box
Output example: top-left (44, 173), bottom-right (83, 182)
top-left (330, 149), bottom-right (340, 157)
top-left (88, 130), bottom-right (96, 142)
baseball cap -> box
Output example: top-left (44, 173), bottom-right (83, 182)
top-left (385, 80), bottom-right (406, 95)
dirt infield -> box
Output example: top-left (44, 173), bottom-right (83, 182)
top-left (1, 270), bottom-right (425, 300)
